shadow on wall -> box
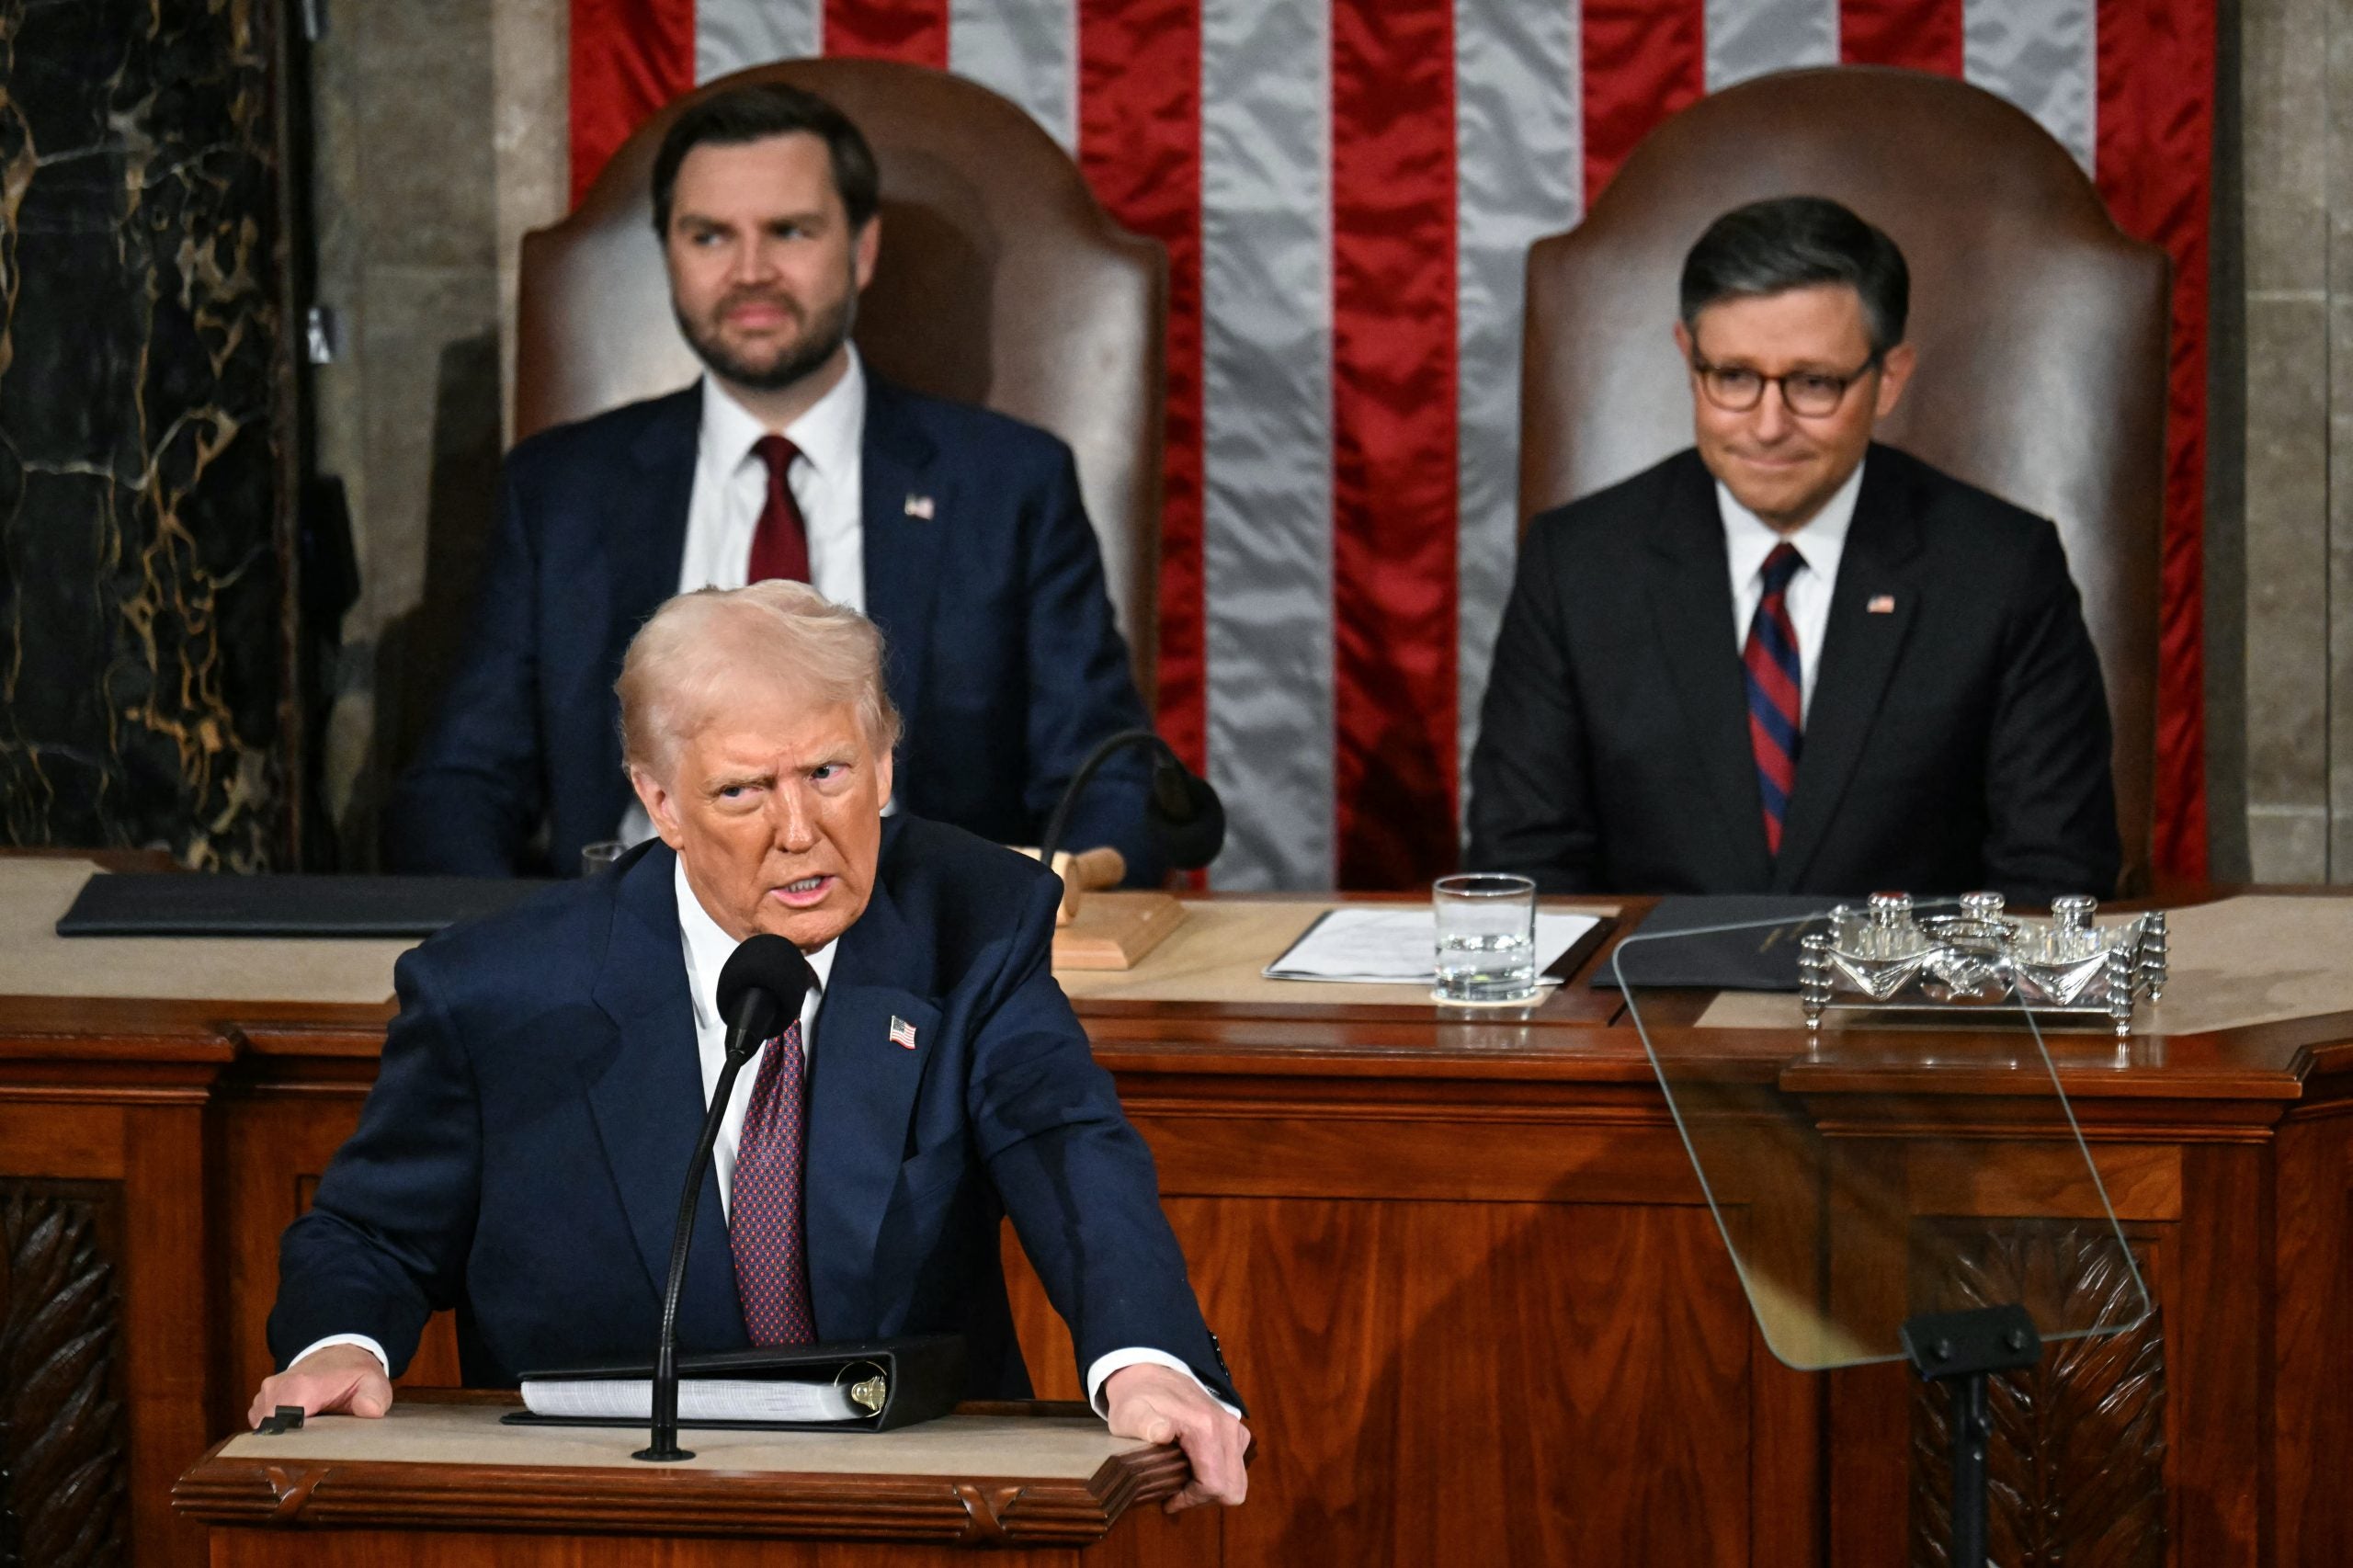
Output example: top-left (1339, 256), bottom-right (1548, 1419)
top-left (339, 328), bottom-right (504, 869)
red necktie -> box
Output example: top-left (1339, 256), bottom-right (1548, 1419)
top-left (1743, 541), bottom-right (1806, 856)
top-left (729, 1020), bottom-right (815, 1346)
top-left (745, 435), bottom-right (811, 585)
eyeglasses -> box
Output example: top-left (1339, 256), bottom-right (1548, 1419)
top-left (1688, 352), bottom-right (1881, 417)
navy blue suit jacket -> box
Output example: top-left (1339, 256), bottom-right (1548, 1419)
top-left (270, 818), bottom-right (1236, 1407)
top-left (384, 378), bottom-right (1156, 879)
top-left (1467, 445), bottom-right (2120, 901)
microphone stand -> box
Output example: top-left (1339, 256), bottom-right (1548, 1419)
top-left (634, 1031), bottom-right (764, 1463)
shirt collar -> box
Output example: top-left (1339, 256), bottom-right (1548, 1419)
top-left (697, 345), bottom-right (867, 484)
top-left (1717, 455), bottom-right (1866, 585)
top-left (674, 852), bottom-right (837, 1033)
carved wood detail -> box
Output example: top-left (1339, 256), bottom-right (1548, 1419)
top-left (1908, 1223), bottom-right (2166, 1568)
top-left (0, 1187), bottom-right (129, 1568)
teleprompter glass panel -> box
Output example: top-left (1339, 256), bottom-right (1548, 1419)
top-left (1612, 903), bottom-right (2153, 1371)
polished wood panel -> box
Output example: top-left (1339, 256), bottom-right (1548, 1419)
top-left (175, 1396), bottom-right (1208, 1564)
top-left (4, 886), bottom-right (2349, 1565)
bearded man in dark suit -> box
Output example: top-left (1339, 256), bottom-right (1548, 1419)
top-left (1468, 196), bottom-right (2120, 901)
top-left (386, 81), bottom-right (1155, 881)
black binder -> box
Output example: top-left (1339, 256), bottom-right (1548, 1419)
top-left (55, 871), bottom-right (548, 939)
top-left (505, 1335), bottom-right (967, 1435)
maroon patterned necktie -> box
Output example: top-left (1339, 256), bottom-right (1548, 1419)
top-left (729, 1020), bottom-right (815, 1346)
top-left (745, 434), bottom-right (811, 584)
top-left (1743, 541), bottom-right (1806, 856)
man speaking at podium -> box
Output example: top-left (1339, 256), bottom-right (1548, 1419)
top-left (1468, 196), bottom-right (2120, 901)
top-left (255, 582), bottom-right (1247, 1511)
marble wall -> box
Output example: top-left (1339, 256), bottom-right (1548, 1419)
top-left (2235, 0), bottom-right (2353, 881)
top-left (0, 0), bottom-right (294, 868)
top-left (306, 0), bottom-right (565, 867)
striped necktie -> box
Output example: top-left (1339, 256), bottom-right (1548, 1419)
top-left (729, 1020), bottom-right (815, 1346)
top-left (1744, 541), bottom-right (1806, 857)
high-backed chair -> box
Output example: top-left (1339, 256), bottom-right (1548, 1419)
top-left (515, 59), bottom-right (1167, 700)
top-left (1519, 66), bottom-right (2167, 892)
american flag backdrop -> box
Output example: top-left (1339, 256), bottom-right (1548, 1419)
top-left (570, 0), bottom-right (2215, 891)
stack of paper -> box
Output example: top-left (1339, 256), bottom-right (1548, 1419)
top-left (1264, 907), bottom-right (1600, 985)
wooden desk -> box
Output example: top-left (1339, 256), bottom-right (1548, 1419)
top-left (172, 1392), bottom-right (1208, 1562)
top-left (2, 865), bottom-right (2348, 1566)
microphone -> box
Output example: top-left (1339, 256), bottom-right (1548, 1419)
top-left (1036, 729), bottom-right (1226, 873)
top-left (636, 933), bottom-right (815, 1463)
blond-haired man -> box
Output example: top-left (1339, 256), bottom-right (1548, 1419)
top-left (258, 581), bottom-right (1246, 1510)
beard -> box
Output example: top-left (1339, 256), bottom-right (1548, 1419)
top-left (676, 283), bottom-right (858, 392)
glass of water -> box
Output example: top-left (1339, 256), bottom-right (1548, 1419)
top-left (580, 840), bottom-right (628, 878)
top-left (1432, 872), bottom-right (1540, 1004)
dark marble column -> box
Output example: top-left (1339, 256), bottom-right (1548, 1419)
top-left (0, 0), bottom-right (296, 869)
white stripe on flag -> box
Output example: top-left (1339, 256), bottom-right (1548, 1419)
top-left (1200, 0), bottom-right (1335, 890)
top-left (1964, 0), bottom-right (2096, 172)
top-left (696, 0), bottom-right (819, 81)
top-left (949, 0), bottom-right (1078, 152)
top-left (1454, 0), bottom-right (1580, 824)
top-left (1706, 0), bottom-right (1836, 89)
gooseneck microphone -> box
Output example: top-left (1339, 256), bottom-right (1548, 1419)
top-left (1036, 729), bottom-right (1227, 873)
top-left (635, 933), bottom-right (816, 1463)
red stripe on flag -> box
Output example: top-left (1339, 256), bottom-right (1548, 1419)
top-left (823, 0), bottom-right (949, 66)
top-left (1581, 0), bottom-right (1705, 203)
top-left (1077, 0), bottom-right (1207, 778)
top-left (1331, 0), bottom-right (1459, 889)
top-left (1838, 0), bottom-right (1963, 74)
top-left (2097, 0), bottom-right (2213, 879)
top-left (569, 0), bottom-right (697, 207)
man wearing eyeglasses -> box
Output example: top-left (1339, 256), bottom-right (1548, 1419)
top-left (1467, 196), bottom-right (2119, 901)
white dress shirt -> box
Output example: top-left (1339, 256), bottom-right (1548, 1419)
top-left (298, 857), bottom-right (1225, 1419)
top-left (676, 351), bottom-right (869, 609)
top-left (614, 351), bottom-right (873, 846)
top-left (1720, 458), bottom-right (1865, 724)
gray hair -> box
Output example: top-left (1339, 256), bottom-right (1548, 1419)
top-left (617, 580), bottom-right (902, 780)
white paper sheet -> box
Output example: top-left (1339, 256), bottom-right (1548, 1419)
top-left (522, 1376), bottom-right (863, 1424)
top-left (1261, 907), bottom-right (1600, 985)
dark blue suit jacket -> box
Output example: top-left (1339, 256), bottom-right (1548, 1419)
top-left (270, 817), bottom-right (1236, 1406)
top-left (383, 378), bottom-right (1156, 879)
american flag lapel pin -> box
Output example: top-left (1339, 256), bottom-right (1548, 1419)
top-left (904, 494), bottom-right (935, 519)
top-left (889, 1015), bottom-right (919, 1050)
top-left (1867, 594), bottom-right (1896, 614)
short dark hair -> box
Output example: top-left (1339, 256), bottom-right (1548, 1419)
top-left (1679, 197), bottom-right (1909, 356)
top-left (650, 82), bottom-right (881, 236)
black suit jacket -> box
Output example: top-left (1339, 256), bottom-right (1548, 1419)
top-left (1467, 444), bottom-right (2120, 901)
top-left (270, 818), bottom-right (1237, 1408)
top-left (383, 377), bottom-right (1156, 880)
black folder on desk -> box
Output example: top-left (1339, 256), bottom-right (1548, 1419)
top-left (506, 1335), bottom-right (966, 1435)
top-left (1591, 895), bottom-right (1840, 992)
top-left (55, 872), bottom-right (548, 939)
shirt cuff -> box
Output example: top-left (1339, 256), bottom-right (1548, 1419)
top-left (1086, 1348), bottom-right (1241, 1420)
top-left (291, 1334), bottom-right (391, 1379)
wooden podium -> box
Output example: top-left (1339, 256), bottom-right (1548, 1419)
top-left (172, 1394), bottom-right (1212, 1564)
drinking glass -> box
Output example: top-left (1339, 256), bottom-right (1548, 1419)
top-left (1433, 872), bottom-right (1539, 1004)
top-left (580, 840), bottom-right (628, 877)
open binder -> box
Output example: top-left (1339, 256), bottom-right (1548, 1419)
top-left (506, 1335), bottom-right (966, 1435)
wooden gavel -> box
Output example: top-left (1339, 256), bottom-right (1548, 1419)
top-left (1013, 846), bottom-right (1127, 926)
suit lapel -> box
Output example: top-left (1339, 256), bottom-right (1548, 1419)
top-left (584, 841), bottom-right (747, 1352)
top-left (859, 380), bottom-right (945, 741)
top-left (802, 846), bottom-right (941, 1340)
top-left (1643, 456), bottom-right (1775, 885)
top-left (1772, 451), bottom-right (1925, 892)
top-left (602, 387), bottom-right (701, 688)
